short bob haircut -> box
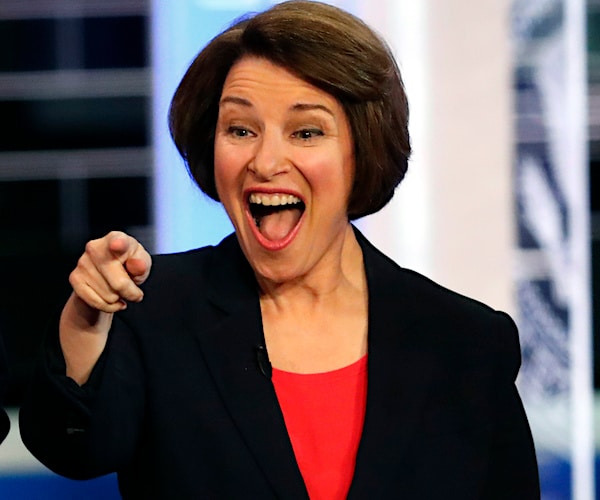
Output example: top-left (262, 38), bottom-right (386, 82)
top-left (169, 0), bottom-right (410, 220)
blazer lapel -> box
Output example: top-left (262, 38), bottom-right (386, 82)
top-left (189, 235), bottom-right (308, 499)
top-left (348, 229), bottom-right (437, 497)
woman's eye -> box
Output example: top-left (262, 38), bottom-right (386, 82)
top-left (229, 127), bottom-right (251, 138)
top-left (293, 129), bottom-right (323, 140)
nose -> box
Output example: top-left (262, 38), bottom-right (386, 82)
top-left (248, 131), bottom-right (290, 180)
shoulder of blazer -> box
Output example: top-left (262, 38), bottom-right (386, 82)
top-left (355, 225), bottom-right (501, 315)
top-left (354, 225), bottom-right (519, 360)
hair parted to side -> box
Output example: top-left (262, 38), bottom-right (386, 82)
top-left (169, 0), bottom-right (410, 219)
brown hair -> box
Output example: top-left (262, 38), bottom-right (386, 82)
top-left (169, 0), bottom-right (410, 219)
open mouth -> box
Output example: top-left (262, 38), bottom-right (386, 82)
top-left (248, 193), bottom-right (305, 242)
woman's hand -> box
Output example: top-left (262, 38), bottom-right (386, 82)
top-left (69, 231), bottom-right (151, 313)
top-left (60, 231), bottom-right (152, 385)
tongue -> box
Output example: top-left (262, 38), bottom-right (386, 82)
top-left (259, 208), bottom-right (302, 241)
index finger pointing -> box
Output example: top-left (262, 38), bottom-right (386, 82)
top-left (106, 231), bottom-right (152, 287)
top-left (107, 231), bottom-right (135, 260)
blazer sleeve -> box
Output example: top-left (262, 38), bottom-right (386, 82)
top-left (481, 312), bottom-right (540, 499)
top-left (19, 312), bottom-right (145, 480)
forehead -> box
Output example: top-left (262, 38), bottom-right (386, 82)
top-left (220, 56), bottom-right (342, 112)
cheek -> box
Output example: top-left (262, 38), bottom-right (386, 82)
top-left (214, 170), bottom-right (234, 213)
top-left (213, 150), bottom-right (246, 214)
top-left (344, 159), bottom-right (356, 202)
top-left (213, 146), bottom-right (233, 197)
top-left (308, 154), bottom-right (354, 199)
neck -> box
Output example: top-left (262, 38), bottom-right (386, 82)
top-left (257, 224), bottom-right (365, 309)
top-left (258, 224), bottom-right (368, 373)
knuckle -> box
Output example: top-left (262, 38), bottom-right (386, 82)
top-left (75, 253), bottom-right (90, 270)
top-left (68, 271), bottom-right (77, 288)
top-left (84, 239), bottom-right (102, 259)
top-left (111, 275), bottom-right (134, 295)
top-left (68, 269), bottom-right (85, 289)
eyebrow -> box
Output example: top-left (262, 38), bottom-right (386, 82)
top-left (219, 96), bottom-right (252, 107)
top-left (219, 96), bottom-right (334, 117)
top-left (291, 103), bottom-right (334, 117)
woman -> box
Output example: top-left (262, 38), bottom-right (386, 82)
top-left (19, 1), bottom-right (540, 498)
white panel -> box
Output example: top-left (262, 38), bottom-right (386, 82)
top-left (354, 0), bottom-right (434, 280)
top-left (357, 0), bottom-right (514, 313)
top-left (565, 0), bottom-right (594, 496)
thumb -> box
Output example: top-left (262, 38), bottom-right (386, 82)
top-left (125, 257), bottom-right (151, 285)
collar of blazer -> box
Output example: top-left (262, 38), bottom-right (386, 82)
top-left (192, 226), bottom-right (438, 498)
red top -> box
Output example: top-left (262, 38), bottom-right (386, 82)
top-left (272, 356), bottom-right (368, 500)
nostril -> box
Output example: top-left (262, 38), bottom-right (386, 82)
top-left (248, 147), bottom-right (289, 180)
top-left (248, 167), bottom-right (282, 181)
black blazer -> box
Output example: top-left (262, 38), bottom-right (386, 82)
top-left (20, 229), bottom-right (540, 499)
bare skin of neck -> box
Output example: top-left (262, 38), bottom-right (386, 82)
top-left (258, 225), bottom-right (368, 373)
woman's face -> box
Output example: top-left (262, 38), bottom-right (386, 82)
top-left (214, 57), bottom-right (355, 284)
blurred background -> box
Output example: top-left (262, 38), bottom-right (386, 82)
top-left (0, 0), bottom-right (597, 498)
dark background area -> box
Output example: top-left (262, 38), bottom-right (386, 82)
top-left (1, 0), bottom-right (600, 407)
top-left (0, 1), bottom-right (152, 406)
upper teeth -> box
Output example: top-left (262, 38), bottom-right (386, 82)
top-left (249, 193), bottom-right (302, 206)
